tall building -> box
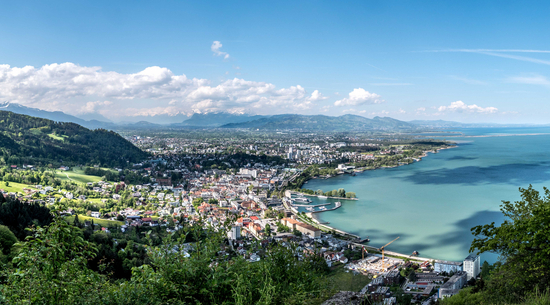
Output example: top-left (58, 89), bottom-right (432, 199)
top-left (463, 254), bottom-right (480, 280)
top-left (228, 225), bottom-right (241, 240)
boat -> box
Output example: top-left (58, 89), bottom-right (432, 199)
top-left (318, 195), bottom-right (327, 199)
top-left (318, 206), bottom-right (327, 211)
top-left (306, 207), bottom-right (314, 211)
top-left (412, 251), bottom-right (419, 256)
top-left (293, 197), bottom-right (312, 203)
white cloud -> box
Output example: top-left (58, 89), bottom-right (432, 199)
top-left (449, 75), bottom-right (487, 85)
top-left (123, 106), bottom-right (186, 117)
top-left (308, 90), bottom-right (328, 101)
top-left (211, 41), bottom-right (230, 60)
top-left (79, 100), bottom-right (112, 114)
top-left (369, 110), bottom-right (390, 116)
top-left (0, 62), bottom-right (329, 116)
top-left (437, 101), bottom-right (498, 114)
top-left (508, 74), bottom-right (550, 86)
top-left (0, 63), bottom-right (207, 105)
top-left (369, 83), bottom-right (412, 86)
top-left (416, 107), bottom-right (426, 112)
top-left (334, 88), bottom-right (383, 106)
top-left (430, 49), bottom-right (550, 66)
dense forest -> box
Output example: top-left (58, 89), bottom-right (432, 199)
top-left (0, 111), bottom-right (148, 168)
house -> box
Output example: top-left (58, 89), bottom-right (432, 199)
top-left (91, 211), bottom-right (100, 218)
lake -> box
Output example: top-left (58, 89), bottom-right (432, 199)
top-left (305, 127), bottom-right (550, 264)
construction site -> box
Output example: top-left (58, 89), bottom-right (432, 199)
top-left (346, 237), bottom-right (405, 276)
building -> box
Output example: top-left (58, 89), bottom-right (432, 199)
top-left (438, 271), bottom-right (467, 299)
top-left (384, 269), bottom-right (401, 285)
top-left (281, 218), bottom-right (322, 238)
top-left (434, 260), bottom-right (463, 274)
top-left (463, 254), bottom-right (480, 280)
top-left (228, 225), bottom-right (241, 240)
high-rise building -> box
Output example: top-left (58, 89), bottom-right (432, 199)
top-left (228, 225), bottom-right (241, 240)
top-left (463, 254), bottom-right (480, 280)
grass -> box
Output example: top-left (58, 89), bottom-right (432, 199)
top-left (0, 181), bottom-right (36, 194)
top-left (327, 264), bottom-right (371, 292)
top-left (54, 167), bottom-right (103, 184)
top-left (65, 214), bottom-right (124, 227)
top-left (47, 133), bottom-right (67, 141)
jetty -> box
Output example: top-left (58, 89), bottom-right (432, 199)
top-left (291, 202), bottom-right (331, 207)
top-left (311, 201), bottom-right (341, 213)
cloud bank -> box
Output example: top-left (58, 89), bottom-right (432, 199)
top-left (0, 62), bottom-right (330, 117)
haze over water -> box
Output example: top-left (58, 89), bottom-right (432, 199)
top-left (306, 127), bottom-right (550, 264)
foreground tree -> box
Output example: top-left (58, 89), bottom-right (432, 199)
top-left (468, 185), bottom-right (550, 303)
top-left (2, 215), bottom-right (107, 304)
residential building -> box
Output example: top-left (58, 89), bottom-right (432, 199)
top-left (434, 260), bottom-right (463, 274)
top-left (463, 254), bottom-right (480, 280)
top-left (438, 271), bottom-right (467, 299)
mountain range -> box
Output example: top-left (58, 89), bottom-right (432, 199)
top-left (221, 114), bottom-right (416, 131)
top-left (1, 101), bottom-right (522, 132)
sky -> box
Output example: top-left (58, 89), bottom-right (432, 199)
top-left (1, 0), bottom-right (549, 124)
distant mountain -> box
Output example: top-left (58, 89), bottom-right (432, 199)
top-left (221, 114), bottom-right (417, 131)
top-left (178, 112), bottom-right (267, 127)
top-left (0, 102), bottom-right (115, 130)
top-left (76, 112), bottom-right (113, 123)
top-left (0, 111), bottom-right (148, 167)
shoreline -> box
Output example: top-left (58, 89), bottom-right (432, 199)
top-left (302, 145), bottom-right (458, 254)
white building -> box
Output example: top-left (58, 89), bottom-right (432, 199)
top-left (463, 254), bottom-right (480, 280)
top-left (228, 225), bottom-right (241, 240)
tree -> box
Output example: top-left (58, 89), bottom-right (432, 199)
top-left (345, 192), bottom-right (356, 198)
top-left (2, 216), bottom-right (104, 304)
top-left (469, 185), bottom-right (550, 303)
top-left (337, 188), bottom-right (346, 198)
top-left (0, 225), bottom-right (17, 261)
top-left (73, 214), bottom-right (80, 227)
top-left (265, 223), bottom-right (271, 236)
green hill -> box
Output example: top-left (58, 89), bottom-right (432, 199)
top-left (0, 111), bottom-right (148, 167)
top-left (221, 114), bottom-right (417, 131)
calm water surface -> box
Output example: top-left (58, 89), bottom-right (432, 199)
top-left (306, 127), bottom-right (550, 264)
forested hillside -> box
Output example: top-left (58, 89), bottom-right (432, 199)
top-left (0, 111), bottom-right (148, 167)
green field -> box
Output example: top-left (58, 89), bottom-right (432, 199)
top-left (65, 214), bottom-right (124, 227)
top-left (327, 264), bottom-right (371, 292)
top-left (47, 133), bottom-right (67, 141)
top-left (0, 181), bottom-right (36, 194)
top-left (54, 167), bottom-right (103, 184)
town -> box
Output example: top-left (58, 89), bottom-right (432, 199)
top-left (0, 131), bottom-right (479, 304)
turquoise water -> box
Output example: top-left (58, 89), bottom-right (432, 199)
top-left (306, 127), bottom-right (550, 264)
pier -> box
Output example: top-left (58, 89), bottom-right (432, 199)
top-left (291, 202), bottom-right (331, 207)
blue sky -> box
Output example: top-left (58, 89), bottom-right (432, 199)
top-left (1, 1), bottom-right (549, 123)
